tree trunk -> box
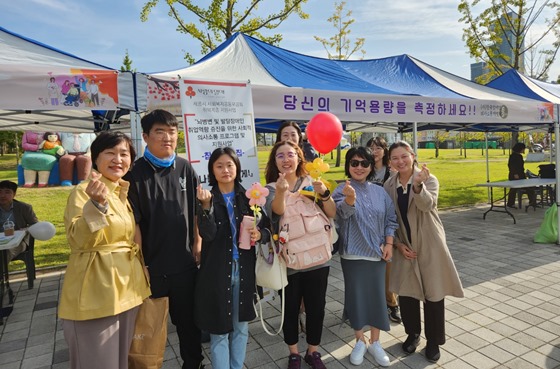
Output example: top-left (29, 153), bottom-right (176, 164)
top-left (335, 144), bottom-right (341, 167)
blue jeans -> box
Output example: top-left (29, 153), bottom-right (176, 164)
top-left (210, 261), bottom-right (249, 369)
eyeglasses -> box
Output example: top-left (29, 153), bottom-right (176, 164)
top-left (350, 159), bottom-right (371, 168)
top-left (275, 152), bottom-right (297, 160)
top-left (152, 130), bottom-right (178, 140)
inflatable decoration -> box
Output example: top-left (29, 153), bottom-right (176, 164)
top-left (28, 221), bottom-right (56, 241)
top-left (306, 112), bottom-right (343, 154)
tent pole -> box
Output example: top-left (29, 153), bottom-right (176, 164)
top-left (485, 131), bottom-right (489, 181)
top-left (130, 111), bottom-right (144, 157)
top-left (555, 104), bottom-right (560, 245)
top-left (485, 132), bottom-right (490, 203)
top-left (413, 122), bottom-right (418, 153)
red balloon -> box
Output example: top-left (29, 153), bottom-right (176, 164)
top-left (306, 112), bottom-right (343, 154)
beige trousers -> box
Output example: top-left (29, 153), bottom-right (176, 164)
top-left (61, 306), bottom-right (140, 369)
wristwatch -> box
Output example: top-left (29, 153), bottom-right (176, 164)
top-left (320, 189), bottom-right (331, 199)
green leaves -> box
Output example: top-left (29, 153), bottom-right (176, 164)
top-left (140, 0), bottom-right (309, 64)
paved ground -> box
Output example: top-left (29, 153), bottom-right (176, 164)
top-left (1, 203), bottom-right (560, 369)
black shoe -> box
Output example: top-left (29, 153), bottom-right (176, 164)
top-left (402, 334), bottom-right (420, 354)
top-left (425, 342), bottom-right (440, 362)
top-left (507, 204), bottom-right (517, 209)
top-left (387, 305), bottom-right (402, 323)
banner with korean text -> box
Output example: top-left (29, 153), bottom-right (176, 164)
top-left (251, 85), bottom-right (554, 124)
top-left (179, 78), bottom-right (260, 187)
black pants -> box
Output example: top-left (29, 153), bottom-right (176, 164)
top-left (150, 269), bottom-right (203, 369)
top-left (507, 187), bottom-right (537, 207)
top-left (282, 266), bottom-right (330, 346)
top-left (400, 296), bottom-right (446, 346)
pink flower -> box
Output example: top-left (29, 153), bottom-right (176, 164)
top-left (245, 183), bottom-right (269, 207)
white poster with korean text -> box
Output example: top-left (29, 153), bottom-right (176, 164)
top-left (179, 78), bottom-right (260, 188)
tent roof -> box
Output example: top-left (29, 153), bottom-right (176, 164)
top-left (154, 33), bottom-right (534, 102)
top-left (150, 33), bottom-right (551, 132)
top-left (0, 26), bottom-right (142, 132)
top-left (486, 69), bottom-right (560, 104)
top-left (0, 26), bottom-right (112, 70)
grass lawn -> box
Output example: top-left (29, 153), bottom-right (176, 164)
top-left (1, 147), bottom-right (553, 272)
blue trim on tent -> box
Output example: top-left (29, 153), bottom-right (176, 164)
top-left (242, 34), bottom-right (407, 95)
top-left (486, 69), bottom-right (548, 102)
top-left (0, 26), bottom-right (114, 70)
top-left (337, 55), bottom-right (468, 98)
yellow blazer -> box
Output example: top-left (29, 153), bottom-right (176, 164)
top-left (58, 175), bottom-right (150, 321)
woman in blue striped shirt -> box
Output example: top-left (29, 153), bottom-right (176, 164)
top-left (332, 146), bottom-right (398, 367)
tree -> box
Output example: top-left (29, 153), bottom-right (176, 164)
top-left (313, 1), bottom-right (366, 60)
top-left (141, 0), bottom-right (309, 64)
top-left (120, 49), bottom-right (135, 72)
top-left (458, 0), bottom-right (560, 83)
top-left (433, 131), bottom-right (451, 158)
top-left (314, 1), bottom-right (365, 166)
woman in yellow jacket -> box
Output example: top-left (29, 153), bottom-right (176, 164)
top-left (58, 132), bottom-right (150, 369)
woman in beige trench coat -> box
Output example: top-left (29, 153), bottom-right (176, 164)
top-left (384, 141), bottom-right (464, 363)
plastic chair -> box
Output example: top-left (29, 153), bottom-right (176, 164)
top-left (11, 236), bottom-right (36, 289)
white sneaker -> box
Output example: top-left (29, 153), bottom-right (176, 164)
top-left (368, 341), bottom-right (390, 367)
top-left (350, 339), bottom-right (367, 365)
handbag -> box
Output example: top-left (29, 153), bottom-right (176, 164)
top-left (254, 241), bottom-right (287, 335)
top-left (128, 297), bottom-right (169, 369)
top-left (255, 241), bottom-right (288, 290)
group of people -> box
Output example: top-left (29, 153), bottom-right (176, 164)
top-left (55, 110), bottom-right (464, 369)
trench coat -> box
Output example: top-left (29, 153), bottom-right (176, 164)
top-left (384, 171), bottom-right (464, 302)
top-left (194, 183), bottom-right (266, 334)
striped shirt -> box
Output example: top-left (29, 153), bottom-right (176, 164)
top-left (333, 179), bottom-right (398, 259)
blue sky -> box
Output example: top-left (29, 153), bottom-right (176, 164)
top-left (1, 0), bottom-right (558, 81)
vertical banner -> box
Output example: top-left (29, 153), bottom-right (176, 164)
top-left (179, 79), bottom-right (259, 187)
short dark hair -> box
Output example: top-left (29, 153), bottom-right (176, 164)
top-left (512, 142), bottom-right (526, 153)
top-left (43, 132), bottom-right (58, 140)
top-left (344, 147), bottom-right (375, 181)
top-left (275, 121), bottom-right (303, 147)
top-left (90, 132), bottom-right (136, 170)
top-left (141, 109), bottom-right (178, 134)
top-left (0, 180), bottom-right (17, 194)
top-left (207, 147), bottom-right (242, 186)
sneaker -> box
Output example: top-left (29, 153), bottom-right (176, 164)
top-left (288, 354), bottom-right (302, 369)
top-left (402, 333), bottom-right (420, 354)
top-left (304, 351), bottom-right (326, 369)
top-left (387, 305), bottom-right (402, 323)
top-left (349, 340), bottom-right (367, 365)
top-left (367, 341), bottom-right (390, 367)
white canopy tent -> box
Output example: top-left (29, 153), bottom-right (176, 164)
top-left (0, 26), bottom-right (147, 133)
top-left (148, 33), bottom-right (551, 132)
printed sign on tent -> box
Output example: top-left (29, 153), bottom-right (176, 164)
top-left (179, 78), bottom-right (259, 187)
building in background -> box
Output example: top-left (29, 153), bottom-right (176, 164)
top-left (470, 11), bottom-right (525, 82)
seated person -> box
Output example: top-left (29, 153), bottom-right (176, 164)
top-left (59, 132), bottom-right (96, 186)
top-left (20, 131), bottom-right (58, 188)
top-left (507, 143), bottom-right (537, 209)
top-left (0, 181), bottom-right (38, 261)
